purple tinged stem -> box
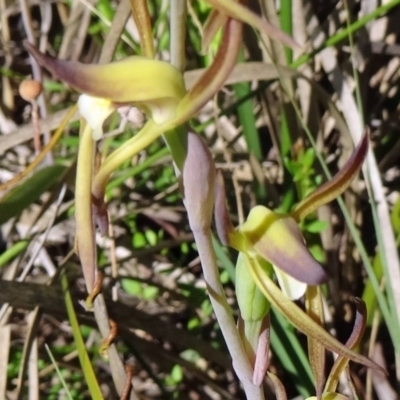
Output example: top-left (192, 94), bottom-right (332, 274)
top-left (324, 299), bottom-right (371, 393)
top-left (182, 132), bottom-right (264, 398)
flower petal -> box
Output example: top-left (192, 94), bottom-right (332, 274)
top-left (205, 0), bottom-right (299, 49)
top-left (268, 372), bottom-right (288, 400)
top-left (274, 267), bottom-right (307, 300)
top-left (77, 95), bottom-right (116, 140)
top-left (202, 9), bottom-right (228, 53)
top-left (324, 299), bottom-right (368, 393)
top-left (245, 253), bottom-right (385, 374)
top-left (291, 130), bottom-right (369, 222)
top-left (240, 206), bottom-right (327, 285)
top-left (178, 16), bottom-right (242, 120)
top-left (24, 42), bottom-right (186, 124)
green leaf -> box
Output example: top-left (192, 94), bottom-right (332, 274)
top-left (0, 165), bottom-right (66, 225)
top-left (143, 285), bottom-right (159, 300)
top-left (170, 364), bottom-right (183, 384)
top-left (132, 231), bottom-right (147, 248)
top-left (61, 273), bottom-right (104, 400)
top-left (0, 240), bottom-right (29, 268)
top-left (121, 278), bottom-right (142, 296)
top-left (305, 220), bottom-right (329, 234)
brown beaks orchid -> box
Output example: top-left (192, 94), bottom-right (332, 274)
top-left (215, 131), bottom-right (384, 382)
top-left (216, 131), bottom-right (369, 300)
top-left (25, 13), bottom-right (243, 293)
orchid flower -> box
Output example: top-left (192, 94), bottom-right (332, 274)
top-left (24, 14), bottom-right (245, 293)
top-left (23, 4), bottom-right (303, 394)
top-left (215, 132), bottom-right (384, 385)
top-left (21, 1), bottom-right (386, 397)
top-left (23, 0), bottom-right (301, 294)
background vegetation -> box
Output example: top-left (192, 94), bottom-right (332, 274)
top-left (0, 0), bottom-right (399, 399)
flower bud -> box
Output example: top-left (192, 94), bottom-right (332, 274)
top-left (182, 132), bottom-right (216, 233)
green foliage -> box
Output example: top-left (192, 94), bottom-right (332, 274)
top-left (121, 278), bottom-right (159, 300)
top-left (3, 0), bottom-right (400, 398)
top-left (0, 165), bottom-right (66, 224)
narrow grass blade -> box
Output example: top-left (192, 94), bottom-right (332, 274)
top-left (61, 273), bottom-right (104, 400)
top-left (44, 344), bottom-right (74, 400)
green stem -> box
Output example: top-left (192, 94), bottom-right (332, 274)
top-left (62, 273), bottom-right (104, 399)
top-left (280, 0), bottom-right (292, 63)
top-left (193, 230), bottom-right (265, 399)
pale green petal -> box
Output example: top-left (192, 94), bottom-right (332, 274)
top-left (237, 253), bottom-right (271, 321)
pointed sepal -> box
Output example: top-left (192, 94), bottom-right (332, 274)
top-left (324, 299), bottom-right (368, 393)
top-left (291, 131), bottom-right (369, 222)
top-left (24, 42), bottom-right (186, 124)
top-left (268, 372), bottom-right (288, 400)
top-left (245, 253), bottom-right (386, 375)
top-left (306, 285), bottom-right (326, 399)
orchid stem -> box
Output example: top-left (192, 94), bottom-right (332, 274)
top-left (193, 229), bottom-right (265, 399)
top-left (162, 0), bottom-right (189, 171)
